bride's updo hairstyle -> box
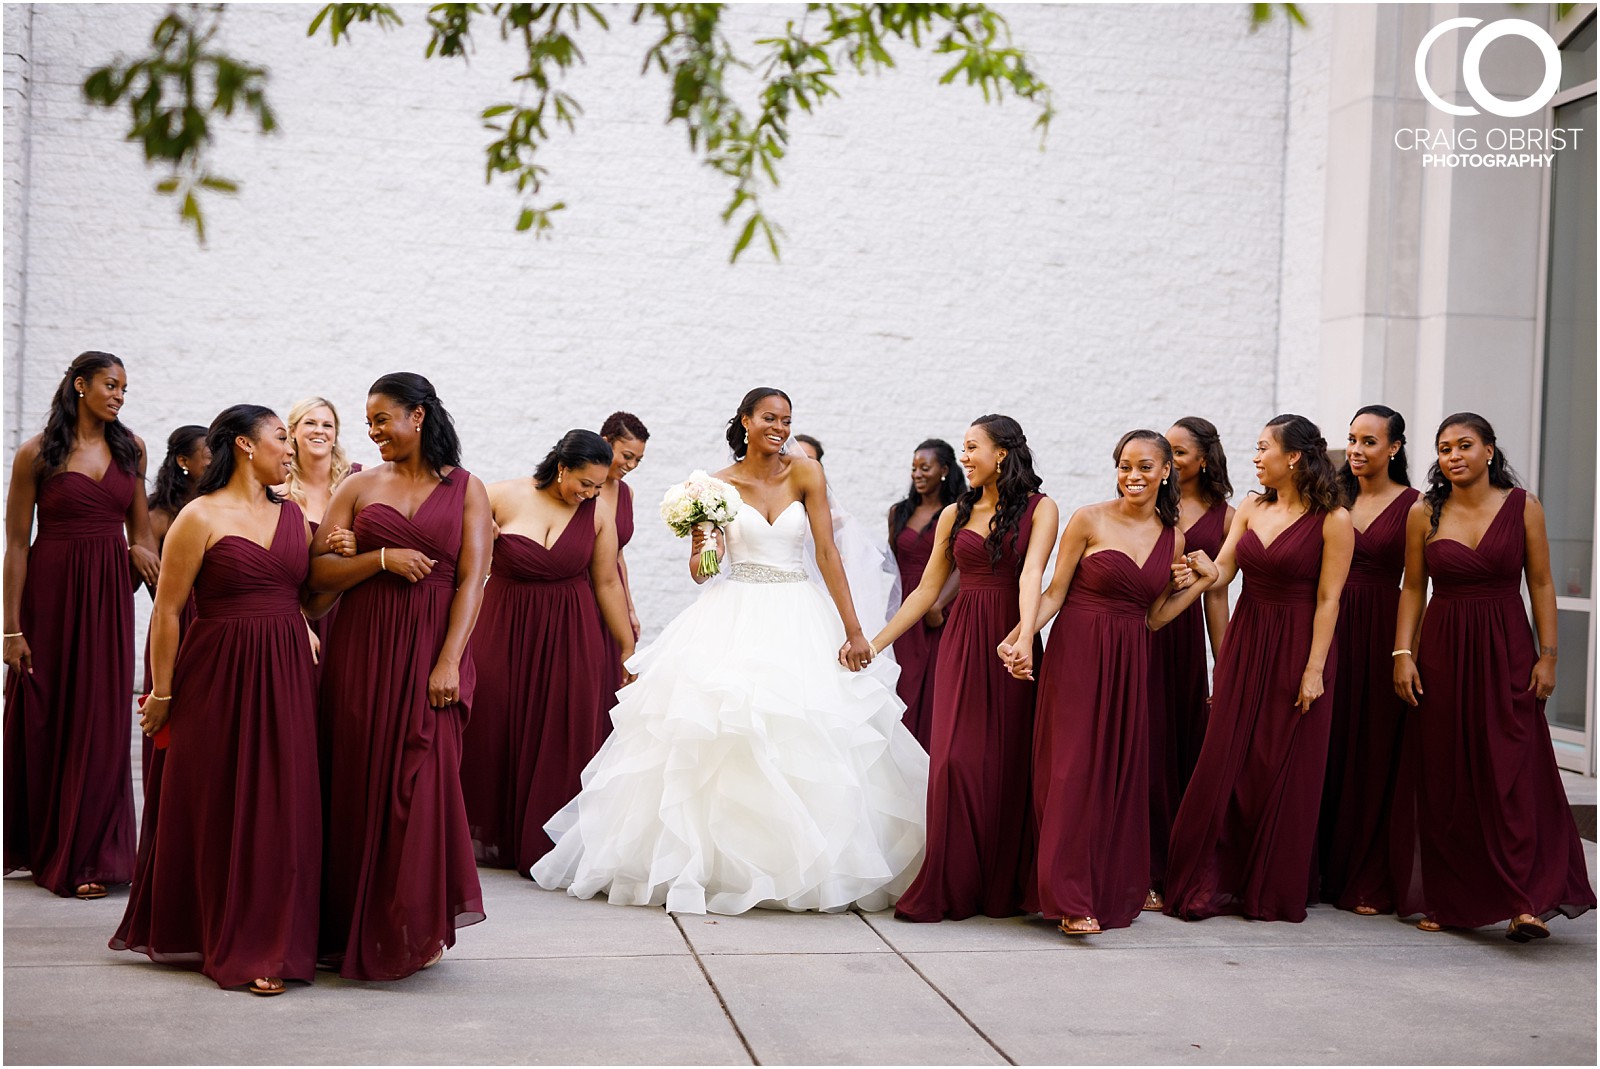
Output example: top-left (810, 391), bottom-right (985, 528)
top-left (533, 429), bottom-right (614, 489)
top-left (1258, 413), bottom-right (1341, 513)
top-left (948, 413), bottom-right (1043, 569)
top-left (725, 387), bottom-right (793, 461)
top-left (368, 372), bottom-right (462, 477)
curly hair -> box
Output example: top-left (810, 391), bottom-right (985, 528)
top-left (39, 351), bottom-right (141, 477)
top-left (1423, 412), bottom-right (1520, 537)
top-left (947, 414), bottom-right (1044, 569)
top-left (281, 396), bottom-right (353, 506)
top-left (600, 411), bottom-right (650, 442)
top-left (1257, 414), bottom-right (1341, 513)
top-left (1171, 415), bottom-right (1233, 507)
top-left (147, 424), bottom-right (209, 516)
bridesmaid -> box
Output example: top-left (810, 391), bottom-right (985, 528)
top-left (3, 351), bottom-right (159, 899)
top-left (311, 372), bottom-right (492, 981)
top-left (1001, 431), bottom-right (1218, 935)
top-left (281, 396), bottom-right (356, 530)
top-left (463, 429), bottom-right (636, 871)
top-left (111, 404), bottom-right (328, 996)
top-left (1393, 413), bottom-right (1594, 940)
top-left (139, 425), bottom-right (211, 792)
top-left (597, 411), bottom-right (648, 690)
top-left (1317, 405), bottom-right (1418, 915)
top-left (1163, 414), bottom-right (1353, 923)
top-left (886, 439), bottom-right (965, 750)
top-left (792, 434), bottom-right (824, 463)
top-left (870, 415), bottom-right (1057, 922)
top-left (1146, 417), bottom-right (1233, 910)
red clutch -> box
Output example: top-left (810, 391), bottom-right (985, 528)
top-left (139, 694), bottom-right (171, 750)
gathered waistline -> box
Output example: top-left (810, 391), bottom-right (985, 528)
top-left (727, 561), bottom-right (808, 584)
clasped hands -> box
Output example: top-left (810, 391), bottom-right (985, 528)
top-left (835, 634), bottom-right (876, 673)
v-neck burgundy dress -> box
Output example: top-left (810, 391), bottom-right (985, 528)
top-left (891, 519), bottom-right (944, 751)
top-left (1406, 489), bottom-right (1594, 927)
top-left (4, 464), bottom-right (137, 896)
top-left (1029, 526), bottom-right (1175, 930)
top-left (319, 470), bottom-right (486, 981)
top-left (463, 496), bottom-right (610, 871)
top-left (1316, 487), bottom-right (1418, 913)
top-left (895, 494), bottom-right (1045, 923)
top-left (1164, 508), bottom-right (1337, 923)
top-left (111, 503), bottom-right (320, 988)
top-left (1147, 500), bottom-right (1227, 892)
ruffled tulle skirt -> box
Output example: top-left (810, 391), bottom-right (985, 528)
top-left (531, 574), bottom-right (929, 915)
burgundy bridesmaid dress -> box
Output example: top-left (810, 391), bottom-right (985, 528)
top-left (319, 470), bottom-right (486, 981)
top-left (3, 465), bottom-right (137, 896)
top-left (896, 494), bottom-right (1044, 923)
top-left (1408, 489), bottom-right (1594, 927)
top-left (110, 503), bottom-right (321, 988)
top-left (1147, 500), bottom-right (1226, 893)
top-left (1316, 487), bottom-right (1419, 912)
top-left (1029, 527), bottom-right (1175, 930)
top-left (599, 479), bottom-right (634, 702)
top-left (891, 521), bottom-right (944, 751)
top-left (1164, 508), bottom-right (1335, 922)
top-left (462, 496), bottom-right (610, 871)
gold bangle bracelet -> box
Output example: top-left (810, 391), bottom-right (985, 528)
top-left (380, 547), bottom-right (386, 573)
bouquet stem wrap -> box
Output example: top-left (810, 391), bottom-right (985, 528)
top-left (695, 521), bottom-right (722, 577)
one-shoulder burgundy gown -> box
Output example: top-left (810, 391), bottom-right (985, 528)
top-left (4, 465), bottom-right (137, 896)
top-left (1147, 500), bottom-right (1226, 892)
top-left (599, 479), bottom-right (634, 703)
top-left (111, 503), bottom-right (321, 988)
top-left (1317, 487), bottom-right (1418, 913)
top-left (1165, 509), bottom-right (1336, 922)
top-left (1029, 527), bottom-right (1174, 930)
top-left (319, 470), bottom-right (485, 981)
top-left (891, 520), bottom-right (944, 751)
top-left (896, 494), bottom-right (1044, 922)
top-left (1408, 489), bottom-right (1594, 928)
top-left (463, 496), bottom-right (610, 871)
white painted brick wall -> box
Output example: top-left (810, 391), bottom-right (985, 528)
top-left (3, 3), bottom-right (1316, 658)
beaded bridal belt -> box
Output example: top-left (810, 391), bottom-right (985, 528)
top-left (727, 561), bottom-right (808, 584)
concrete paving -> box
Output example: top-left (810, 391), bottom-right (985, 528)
top-left (4, 755), bottom-right (1596, 1065)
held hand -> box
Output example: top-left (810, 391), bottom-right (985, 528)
top-left (618, 653), bottom-right (637, 688)
top-left (922, 606), bottom-right (945, 629)
top-left (1185, 550), bottom-right (1219, 584)
top-left (1393, 653), bottom-right (1423, 707)
top-left (1529, 655), bottom-right (1557, 701)
top-left (138, 695), bottom-right (171, 736)
top-left (1295, 667), bottom-right (1324, 715)
top-left (427, 659), bottom-right (461, 708)
top-left (837, 634), bottom-right (874, 673)
top-left (3, 634), bottom-right (32, 675)
top-left (130, 545), bottom-right (161, 589)
top-left (324, 525), bottom-right (359, 557)
top-left (383, 547), bottom-right (436, 583)
top-left (997, 641), bottom-right (1034, 681)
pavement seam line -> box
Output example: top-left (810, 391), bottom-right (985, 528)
top-left (670, 912), bottom-right (760, 1066)
top-left (852, 910), bottom-right (1017, 1066)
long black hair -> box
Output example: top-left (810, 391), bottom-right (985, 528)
top-left (1424, 412), bottom-right (1520, 537)
top-left (1258, 414), bottom-right (1341, 513)
top-left (601, 411), bottom-right (650, 442)
top-left (947, 414), bottom-right (1043, 569)
top-left (147, 424), bottom-right (208, 515)
top-left (38, 351), bottom-right (141, 476)
top-left (725, 387), bottom-right (792, 461)
top-left (1172, 415), bottom-right (1233, 507)
top-left (889, 438), bottom-right (965, 544)
top-left (533, 429), bottom-right (614, 489)
top-left (368, 372), bottom-right (462, 475)
top-left (1114, 429), bottom-right (1181, 528)
top-left (194, 405), bottom-right (282, 501)
top-left (1338, 404), bottom-right (1411, 505)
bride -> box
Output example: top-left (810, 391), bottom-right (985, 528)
top-left (531, 388), bottom-right (929, 914)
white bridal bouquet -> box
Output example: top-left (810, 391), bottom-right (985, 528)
top-left (660, 471), bottom-right (742, 578)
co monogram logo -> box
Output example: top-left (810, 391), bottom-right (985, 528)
top-left (1415, 18), bottom-right (1562, 118)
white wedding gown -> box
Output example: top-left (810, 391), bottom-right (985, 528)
top-left (531, 499), bottom-right (929, 914)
